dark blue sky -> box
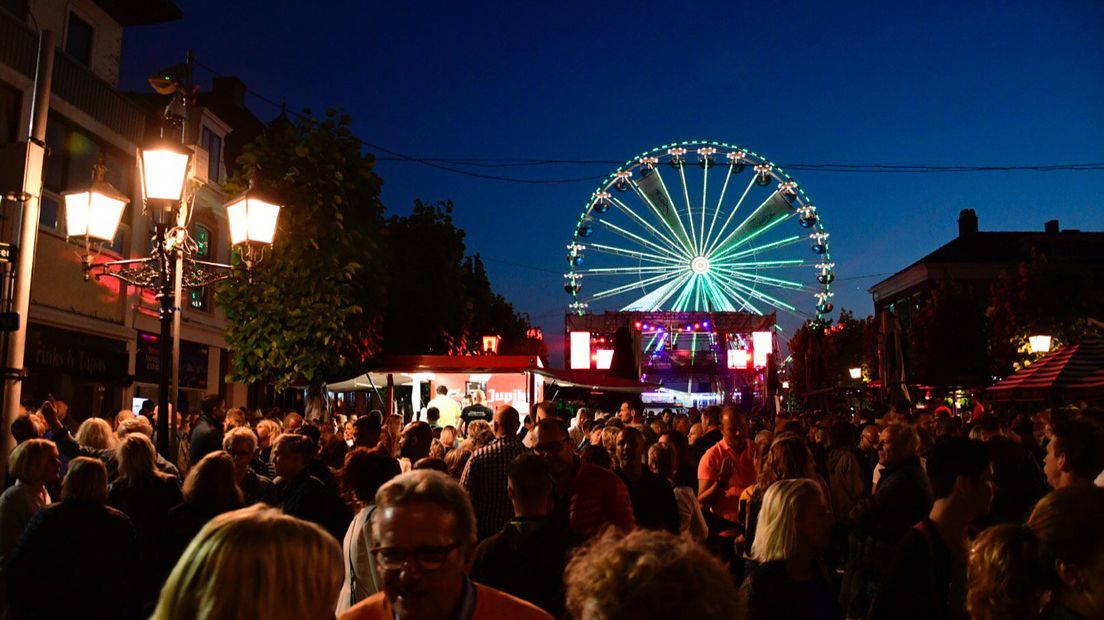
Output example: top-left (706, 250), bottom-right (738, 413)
top-left (121, 1), bottom-right (1104, 363)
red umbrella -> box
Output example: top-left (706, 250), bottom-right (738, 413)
top-left (986, 336), bottom-right (1104, 402)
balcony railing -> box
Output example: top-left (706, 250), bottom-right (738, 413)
top-left (0, 8), bottom-right (146, 144)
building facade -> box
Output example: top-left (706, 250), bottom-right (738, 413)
top-left (0, 0), bottom-right (258, 421)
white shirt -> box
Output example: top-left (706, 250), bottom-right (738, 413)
top-left (427, 395), bottom-right (461, 428)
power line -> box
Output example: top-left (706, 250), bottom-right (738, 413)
top-left (188, 55), bottom-right (1104, 185)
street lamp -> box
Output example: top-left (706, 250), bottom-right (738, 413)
top-left (1028, 334), bottom-right (1052, 354)
top-left (849, 367), bottom-right (862, 380)
top-left (62, 157), bottom-right (130, 243)
top-left (138, 139), bottom-right (192, 202)
top-left (66, 149), bottom-right (281, 459)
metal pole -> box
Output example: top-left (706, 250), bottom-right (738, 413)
top-left (1, 31), bottom-right (53, 472)
top-left (169, 51), bottom-right (193, 458)
top-left (156, 221), bottom-right (175, 459)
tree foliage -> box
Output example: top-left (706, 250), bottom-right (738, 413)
top-left (217, 109), bottom-right (386, 390)
top-left (788, 309), bottom-right (875, 396)
top-left (989, 251), bottom-right (1099, 374)
top-left (382, 200), bottom-right (543, 358)
top-left (908, 276), bottom-right (991, 387)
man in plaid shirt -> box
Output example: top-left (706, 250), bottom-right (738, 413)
top-left (461, 405), bottom-right (529, 540)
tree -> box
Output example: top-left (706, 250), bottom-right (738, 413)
top-left (908, 276), bottom-right (991, 387)
top-left (989, 251), bottom-right (1100, 374)
top-left (217, 109), bottom-right (386, 408)
top-left (382, 201), bottom-right (543, 359)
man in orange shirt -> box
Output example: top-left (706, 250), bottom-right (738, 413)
top-left (339, 470), bottom-right (551, 620)
top-left (697, 407), bottom-right (757, 567)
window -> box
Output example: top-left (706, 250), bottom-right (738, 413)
top-left (200, 127), bottom-right (222, 184)
top-left (189, 286), bottom-right (209, 311)
top-left (189, 224), bottom-right (212, 310)
top-left (65, 12), bottom-right (94, 67)
top-left (41, 114), bottom-right (132, 245)
top-left (0, 82), bottom-right (19, 145)
top-left (194, 224), bottom-right (212, 259)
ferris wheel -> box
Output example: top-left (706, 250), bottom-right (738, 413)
top-left (564, 141), bottom-right (835, 319)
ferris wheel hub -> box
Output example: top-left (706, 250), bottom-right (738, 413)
top-left (690, 256), bottom-right (711, 275)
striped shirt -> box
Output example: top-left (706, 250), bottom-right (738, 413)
top-left (461, 437), bottom-right (529, 539)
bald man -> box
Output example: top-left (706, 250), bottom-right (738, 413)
top-left (461, 406), bottom-right (530, 539)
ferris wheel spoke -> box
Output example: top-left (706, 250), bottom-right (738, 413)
top-left (713, 271), bottom-right (797, 312)
top-left (608, 195), bottom-right (691, 258)
top-left (710, 274), bottom-right (763, 314)
top-left (676, 165), bottom-right (699, 255)
top-left (702, 163), bottom-right (734, 256)
top-left (627, 179), bottom-right (694, 257)
top-left (703, 174), bottom-right (758, 257)
top-left (621, 272), bottom-right (692, 311)
top-left (714, 267), bottom-right (806, 291)
top-left (633, 172), bottom-right (696, 254)
top-left (723, 235), bottom-right (803, 262)
top-left (587, 268), bottom-right (684, 302)
top-left (671, 276), bottom-right (698, 312)
top-left (710, 191), bottom-right (794, 262)
top-left (593, 218), bottom-right (688, 262)
top-left (578, 265), bottom-right (678, 276)
top-left (701, 274), bottom-right (737, 311)
top-left (586, 243), bottom-right (684, 265)
top-left (700, 162), bottom-right (710, 255)
top-left (724, 258), bottom-right (804, 270)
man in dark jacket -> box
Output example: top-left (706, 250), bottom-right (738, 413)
top-left (841, 423), bottom-right (933, 617)
top-left (614, 426), bottom-right (679, 534)
top-left (471, 453), bottom-right (581, 618)
top-left (869, 438), bottom-right (993, 620)
top-left (188, 394), bottom-right (226, 467)
top-left (273, 433), bottom-right (341, 540)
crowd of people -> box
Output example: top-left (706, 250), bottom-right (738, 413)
top-left (1, 386), bottom-right (1104, 620)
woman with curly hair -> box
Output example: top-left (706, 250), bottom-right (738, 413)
top-left (565, 529), bottom-right (740, 619)
top-left (742, 433), bottom-right (829, 559)
top-left (968, 485), bottom-right (1104, 620)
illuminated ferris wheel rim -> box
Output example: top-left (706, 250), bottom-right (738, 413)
top-left (564, 140), bottom-right (836, 318)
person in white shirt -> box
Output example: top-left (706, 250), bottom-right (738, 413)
top-left (427, 385), bottom-right (461, 430)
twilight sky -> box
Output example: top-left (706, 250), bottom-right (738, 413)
top-left (120, 1), bottom-right (1104, 365)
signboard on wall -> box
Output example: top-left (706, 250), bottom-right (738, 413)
top-left (135, 331), bottom-right (210, 390)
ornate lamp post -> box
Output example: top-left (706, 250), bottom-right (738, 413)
top-left (65, 151), bottom-right (281, 458)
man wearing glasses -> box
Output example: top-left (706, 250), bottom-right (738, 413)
top-left (532, 417), bottom-right (635, 538)
top-left (339, 469), bottom-right (552, 620)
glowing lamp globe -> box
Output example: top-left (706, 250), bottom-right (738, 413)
top-left (138, 140), bottom-right (192, 202)
top-left (1028, 335), bottom-right (1052, 354)
top-left (226, 189), bottom-right (281, 246)
top-left (63, 160), bottom-right (130, 241)
top-left (849, 367), bottom-right (862, 380)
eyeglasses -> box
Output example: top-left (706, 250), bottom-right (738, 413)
top-left (371, 543), bottom-right (461, 572)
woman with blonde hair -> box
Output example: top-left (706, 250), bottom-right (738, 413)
top-left (153, 504), bottom-right (343, 620)
top-left (0, 439), bottom-right (59, 614)
top-left (7, 457), bottom-right (141, 618)
top-left (742, 478), bottom-right (840, 620)
top-left (108, 433), bottom-right (183, 607)
top-left (743, 434), bottom-right (829, 559)
top-left (76, 417), bottom-right (116, 450)
top-left (967, 485), bottom-right (1104, 620)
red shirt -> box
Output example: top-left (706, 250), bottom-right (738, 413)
top-left (565, 459), bottom-right (635, 537)
top-left (697, 438), bottom-right (757, 523)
